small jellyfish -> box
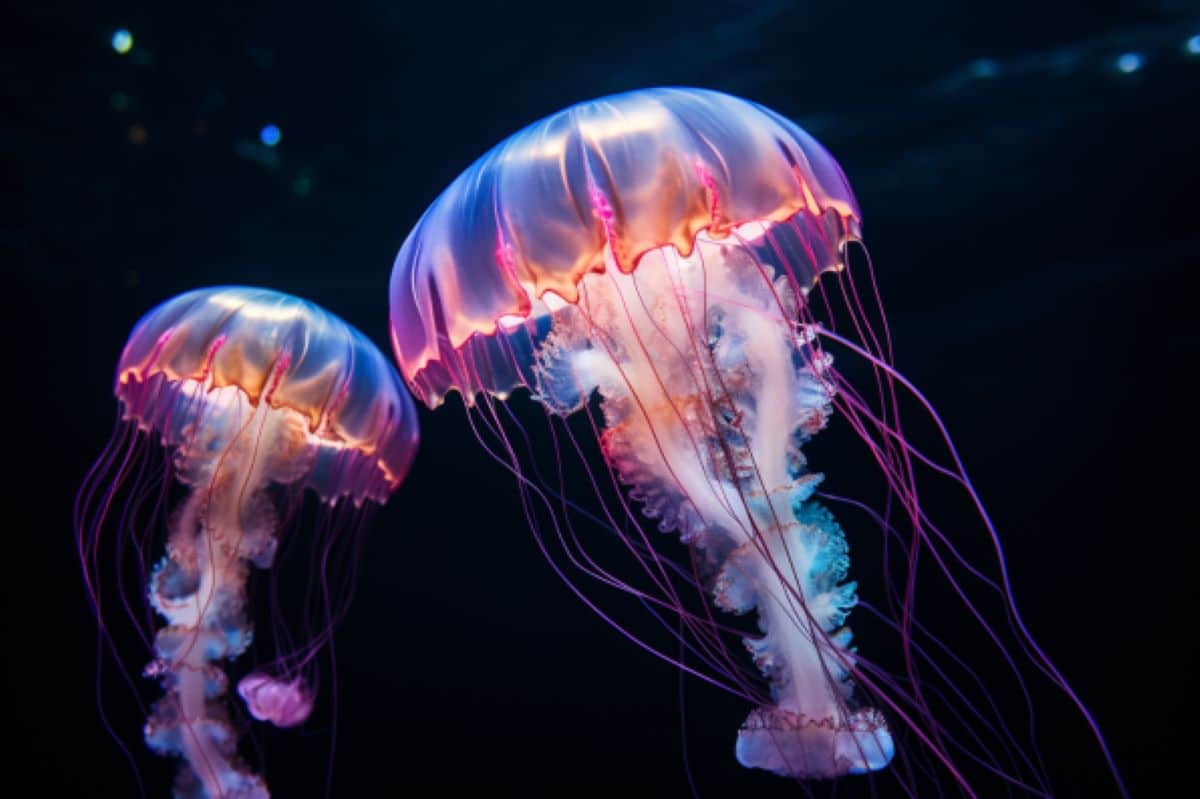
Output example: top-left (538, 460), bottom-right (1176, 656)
top-left (76, 286), bottom-right (419, 798)
top-left (387, 88), bottom-right (1127, 794)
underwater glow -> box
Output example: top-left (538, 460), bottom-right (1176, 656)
top-left (76, 286), bottom-right (418, 798)
top-left (259, 124), bottom-right (282, 147)
top-left (969, 58), bottom-right (1000, 78)
top-left (1186, 34), bottom-right (1200, 56)
top-left (388, 87), bottom-right (1129, 794)
top-left (1115, 52), bottom-right (1143, 73)
top-left (111, 29), bottom-right (133, 55)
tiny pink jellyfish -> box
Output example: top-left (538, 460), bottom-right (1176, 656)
top-left (237, 673), bottom-right (314, 728)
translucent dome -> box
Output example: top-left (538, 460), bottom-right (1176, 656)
top-left (118, 286), bottom-right (419, 503)
top-left (389, 87), bottom-right (861, 406)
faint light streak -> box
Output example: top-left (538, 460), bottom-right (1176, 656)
top-left (578, 106), bottom-right (670, 141)
top-left (732, 220), bottom-right (773, 242)
top-left (1049, 51), bottom-right (1079, 74)
top-left (1115, 52), bottom-right (1143, 74)
top-left (969, 58), bottom-right (1000, 79)
top-left (233, 139), bottom-right (281, 169)
top-left (497, 314), bottom-right (526, 331)
top-left (208, 292), bottom-right (300, 321)
top-left (259, 124), bottom-right (282, 147)
top-left (541, 291), bottom-right (569, 312)
top-left (111, 29), bottom-right (133, 55)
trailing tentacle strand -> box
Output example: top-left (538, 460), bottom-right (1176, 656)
top-left (534, 231), bottom-right (894, 779)
top-left (143, 383), bottom-right (316, 799)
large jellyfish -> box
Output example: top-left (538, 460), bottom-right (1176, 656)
top-left (388, 88), bottom-right (1127, 794)
top-left (76, 286), bottom-right (419, 798)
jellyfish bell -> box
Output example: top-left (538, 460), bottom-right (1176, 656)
top-left (117, 286), bottom-right (415, 504)
top-left (76, 286), bottom-right (419, 799)
top-left (390, 87), bottom-right (858, 405)
top-left (388, 88), bottom-right (1126, 794)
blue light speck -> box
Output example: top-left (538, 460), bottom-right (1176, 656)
top-left (111, 29), bottom-right (133, 55)
top-left (1115, 52), bottom-right (1142, 74)
top-left (259, 124), bottom-right (282, 147)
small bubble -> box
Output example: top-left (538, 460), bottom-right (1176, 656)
top-left (259, 124), bottom-right (281, 147)
top-left (1115, 52), bottom-right (1143, 74)
top-left (111, 29), bottom-right (133, 55)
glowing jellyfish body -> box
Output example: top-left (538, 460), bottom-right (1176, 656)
top-left (388, 88), bottom-right (1126, 793)
top-left (77, 287), bottom-right (418, 798)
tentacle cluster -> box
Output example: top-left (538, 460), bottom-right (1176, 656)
top-left (141, 386), bottom-right (317, 798)
top-left (533, 231), bottom-right (893, 778)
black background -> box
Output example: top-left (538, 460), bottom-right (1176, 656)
top-left (6, 1), bottom-right (1199, 796)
